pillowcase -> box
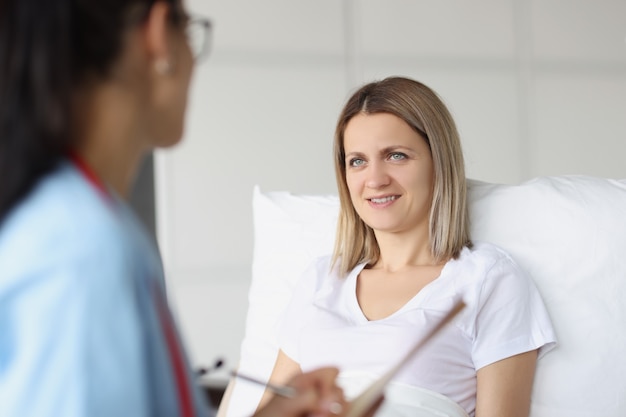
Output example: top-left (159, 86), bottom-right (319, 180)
top-left (467, 176), bottom-right (626, 417)
top-left (226, 177), bottom-right (626, 417)
top-left (225, 187), bottom-right (340, 417)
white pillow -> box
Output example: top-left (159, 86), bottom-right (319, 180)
top-left (226, 177), bottom-right (626, 417)
top-left (467, 176), bottom-right (626, 417)
top-left (224, 187), bottom-right (340, 417)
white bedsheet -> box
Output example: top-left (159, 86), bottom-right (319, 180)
top-left (339, 372), bottom-right (469, 417)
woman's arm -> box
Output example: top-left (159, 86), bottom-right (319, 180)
top-left (475, 349), bottom-right (538, 417)
top-left (256, 349), bottom-right (303, 410)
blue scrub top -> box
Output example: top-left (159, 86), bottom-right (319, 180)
top-left (0, 162), bottom-right (211, 417)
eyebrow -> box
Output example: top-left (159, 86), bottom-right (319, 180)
top-left (345, 145), bottom-right (416, 159)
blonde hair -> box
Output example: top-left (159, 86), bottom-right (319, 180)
top-left (332, 76), bottom-right (471, 276)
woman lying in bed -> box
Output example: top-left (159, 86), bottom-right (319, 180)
top-left (259, 76), bottom-right (556, 417)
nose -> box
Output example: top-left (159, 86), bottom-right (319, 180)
top-left (365, 161), bottom-right (391, 189)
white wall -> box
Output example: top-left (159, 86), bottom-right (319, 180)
top-left (156, 0), bottom-right (626, 380)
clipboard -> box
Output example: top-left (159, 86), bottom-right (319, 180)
top-left (344, 299), bottom-right (466, 417)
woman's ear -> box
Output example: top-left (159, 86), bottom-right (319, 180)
top-left (142, 1), bottom-right (173, 74)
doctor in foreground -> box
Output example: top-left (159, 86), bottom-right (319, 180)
top-left (0, 1), bottom-right (381, 416)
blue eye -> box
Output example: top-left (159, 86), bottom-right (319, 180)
top-left (389, 152), bottom-right (407, 161)
top-left (349, 158), bottom-right (365, 167)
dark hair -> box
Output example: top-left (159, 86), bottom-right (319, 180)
top-left (0, 0), bottom-right (182, 224)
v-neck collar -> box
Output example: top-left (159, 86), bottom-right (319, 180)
top-left (346, 259), bottom-right (456, 324)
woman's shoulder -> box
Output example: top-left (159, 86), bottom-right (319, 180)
top-left (300, 254), bottom-right (339, 287)
top-left (456, 241), bottom-right (519, 271)
top-left (309, 253), bottom-right (334, 270)
top-left (444, 241), bottom-right (530, 299)
top-left (293, 253), bottom-right (361, 299)
top-left (0, 164), bottom-right (130, 274)
top-left (15, 165), bottom-right (120, 229)
top-left (307, 253), bottom-right (366, 281)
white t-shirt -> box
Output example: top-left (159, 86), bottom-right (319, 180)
top-left (278, 242), bottom-right (556, 416)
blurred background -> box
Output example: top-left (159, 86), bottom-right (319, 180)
top-left (130, 0), bottom-right (626, 388)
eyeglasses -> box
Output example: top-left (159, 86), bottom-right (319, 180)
top-left (185, 15), bottom-right (212, 62)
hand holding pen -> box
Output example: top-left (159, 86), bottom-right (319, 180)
top-left (235, 367), bottom-right (383, 417)
top-left (251, 367), bottom-right (347, 417)
top-left (198, 359), bottom-right (375, 416)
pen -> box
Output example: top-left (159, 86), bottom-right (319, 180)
top-left (230, 370), bottom-right (297, 398)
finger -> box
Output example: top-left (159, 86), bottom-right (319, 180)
top-left (317, 385), bottom-right (347, 416)
top-left (288, 368), bottom-right (345, 417)
top-left (289, 367), bottom-right (340, 391)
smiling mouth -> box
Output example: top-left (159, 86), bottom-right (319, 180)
top-left (369, 195), bottom-right (398, 204)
